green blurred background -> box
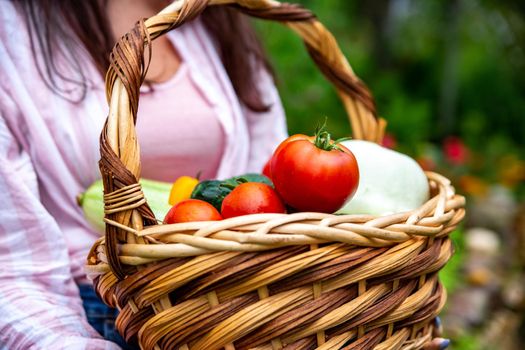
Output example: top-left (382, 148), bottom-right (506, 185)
top-left (256, 0), bottom-right (525, 194)
top-left (255, 1), bottom-right (525, 349)
top-left (257, 0), bottom-right (524, 156)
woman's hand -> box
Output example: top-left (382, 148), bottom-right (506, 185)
top-left (423, 338), bottom-right (451, 350)
top-left (423, 317), bottom-right (450, 350)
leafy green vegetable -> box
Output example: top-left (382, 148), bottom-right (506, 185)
top-left (191, 174), bottom-right (272, 211)
top-left (439, 227), bottom-right (465, 294)
top-left (190, 180), bottom-right (229, 212)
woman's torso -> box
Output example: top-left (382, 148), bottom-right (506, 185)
top-left (1, 0), bottom-right (287, 285)
top-left (137, 62), bottom-right (225, 182)
top-left (1, 15), bottom-right (246, 282)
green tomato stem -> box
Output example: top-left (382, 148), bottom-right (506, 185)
top-left (313, 121), bottom-right (350, 152)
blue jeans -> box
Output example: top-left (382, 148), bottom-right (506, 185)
top-left (78, 285), bottom-right (138, 349)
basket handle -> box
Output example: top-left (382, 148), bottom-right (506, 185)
top-left (100, 0), bottom-right (385, 279)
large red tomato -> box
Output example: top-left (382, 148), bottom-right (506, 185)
top-left (164, 199), bottom-right (222, 223)
top-left (262, 158), bottom-right (272, 180)
top-left (221, 182), bottom-right (286, 219)
top-left (270, 131), bottom-right (359, 213)
top-left (263, 134), bottom-right (310, 180)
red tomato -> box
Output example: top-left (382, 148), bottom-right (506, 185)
top-left (270, 132), bottom-right (359, 213)
top-left (221, 182), bottom-right (286, 219)
top-left (273, 134), bottom-right (312, 159)
top-left (263, 135), bottom-right (309, 180)
top-left (262, 158), bottom-right (272, 180)
top-left (164, 199), bottom-right (222, 224)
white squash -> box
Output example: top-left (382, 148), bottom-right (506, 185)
top-left (337, 140), bottom-right (429, 216)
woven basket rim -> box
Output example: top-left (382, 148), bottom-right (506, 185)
top-left (87, 171), bottom-right (465, 270)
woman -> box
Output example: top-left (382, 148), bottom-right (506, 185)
top-left (0, 0), bottom-right (286, 348)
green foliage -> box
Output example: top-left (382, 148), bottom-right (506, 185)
top-left (254, 0), bottom-right (525, 162)
top-left (439, 228), bottom-right (465, 294)
top-left (453, 333), bottom-right (481, 350)
top-left (254, 13), bottom-right (349, 138)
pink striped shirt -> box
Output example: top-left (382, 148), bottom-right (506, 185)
top-left (0, 3), bottom-right (287, 349)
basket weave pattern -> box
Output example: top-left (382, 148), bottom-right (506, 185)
top-left (86, 1), bottom-right (466, 349)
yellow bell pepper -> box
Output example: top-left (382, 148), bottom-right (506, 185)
top-left (169, 176), bottom-right (199, 206)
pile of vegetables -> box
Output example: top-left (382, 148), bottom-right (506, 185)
top-left (165, 174), bottom-right (284, 223)
top-left (79, 124), bottom-right (430, 232)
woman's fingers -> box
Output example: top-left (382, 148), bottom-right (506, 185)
top-left (423, 338), bottom-right (451, 350)
top-left (433, 316), bottom-right (443, 337)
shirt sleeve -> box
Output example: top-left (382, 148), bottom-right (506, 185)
top-left (0, 116), bottom-right (120, 350)
top-left (243, 65), bottom-right (288, 173)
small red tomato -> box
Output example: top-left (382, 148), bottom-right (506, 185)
top-left (221, 182), bottom-right (286, 219)
top-left (164, 199), bottom-right (222, 224)
top-left (271, 129), bottom-right (359, 213)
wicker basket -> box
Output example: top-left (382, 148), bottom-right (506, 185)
top-left (86, 0), bottom-right (466, 349)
